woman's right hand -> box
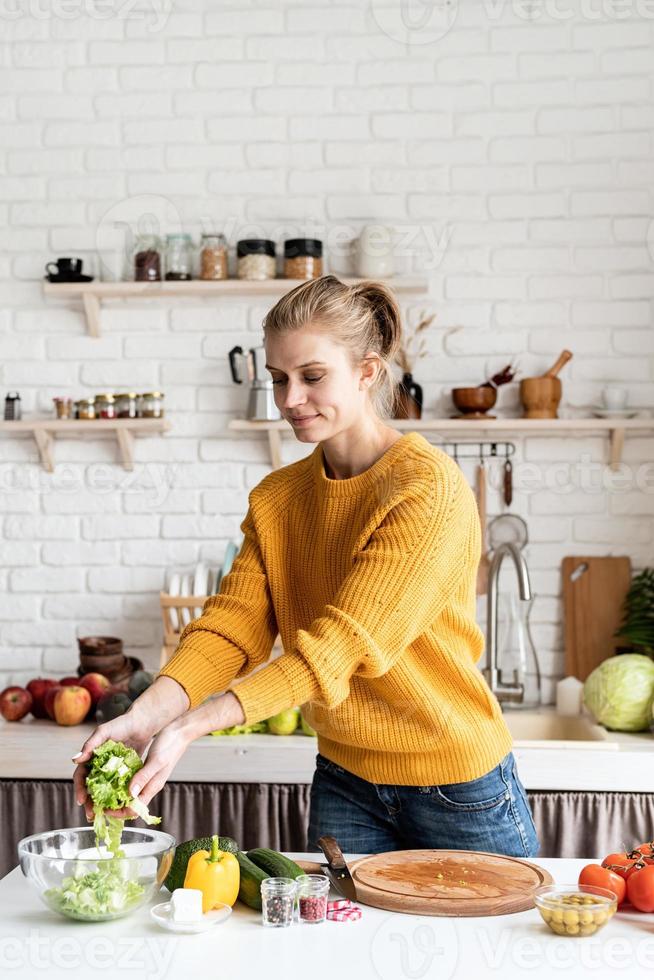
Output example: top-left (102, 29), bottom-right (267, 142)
top-left (72, 709), bottom-right (156, 822)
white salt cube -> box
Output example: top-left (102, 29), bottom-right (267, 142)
top-left (171, 888), bottom-right (203, 923)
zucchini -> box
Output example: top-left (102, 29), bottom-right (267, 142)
top-left (246, 847), bottom-right (305, 881)
top-left (236, 851), bottom-right (269, 910)
top-left (164, 835), bottom-right (239, 893)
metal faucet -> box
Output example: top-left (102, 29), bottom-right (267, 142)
top-left (482, 542), bottom-right (532, 705)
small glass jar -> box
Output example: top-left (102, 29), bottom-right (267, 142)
top-left (138, 391), bottom-right (164, 418)
top-left (237, 239), bottom-right (276, 280)
top-left (77, 398), bottom-right (95, 420)
top-left (284, 239), bottom-right (323, 280)
top-left (95, 393), bottom-right (116, 420)
top-left (295, 875), bottom-right (329, 925)
top-left (200, 233), bottom-right (228, 280)
top-left (164, 233), bottom-right (193, 281)
top-left (115, 392), bottom-right (138, 419)
top-left (261, 878), bottom-right (297, 928)
top-left (133, 233), bottom-right (162, 282)
top-left (52, 397), bottom-right (73, 420)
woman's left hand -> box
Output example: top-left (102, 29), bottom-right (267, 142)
top-left (128, 692), bottom-right (245, 808)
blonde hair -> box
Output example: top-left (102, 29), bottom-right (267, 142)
top-left (262, 275), bottom-right (403, 419)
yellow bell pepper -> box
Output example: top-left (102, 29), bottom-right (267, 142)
top-left (183, 835), bottom-right (240, 912)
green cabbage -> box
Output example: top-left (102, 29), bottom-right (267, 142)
top-left (583, 654), bottom-right (654, 732)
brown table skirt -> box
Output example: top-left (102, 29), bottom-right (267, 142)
top-left (3, 778), bottom-right (653, 879)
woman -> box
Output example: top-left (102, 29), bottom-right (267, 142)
top-left (74, 275), bottom-right (538, 857)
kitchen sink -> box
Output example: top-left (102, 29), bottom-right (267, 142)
top-left (502, 709), bottom-right (615, 746)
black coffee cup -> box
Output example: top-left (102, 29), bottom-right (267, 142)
top-left (46, 257), bottom-right (83, 278)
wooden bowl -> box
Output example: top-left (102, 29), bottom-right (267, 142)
top-left (451, 386), bottom-right (497, 416)
top-left (78, 635), bottom-right (123, 656)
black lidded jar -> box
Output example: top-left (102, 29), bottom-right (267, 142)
top-left (236, 239), bottom-right (277, 280)
top-left (284, 238), bottom-right (323, 280)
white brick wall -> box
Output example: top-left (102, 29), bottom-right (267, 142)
top-left (1, 1), bottom-right (653, 704)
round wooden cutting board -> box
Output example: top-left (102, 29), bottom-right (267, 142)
top-left (347, 849), bottom-right (553, 917)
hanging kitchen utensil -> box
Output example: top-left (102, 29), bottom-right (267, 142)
top-left (503, 458), bottom-right (513, 508)
top-left (487, 513), bottom-right (529, 553)
top-left (476, 459), bottom-right (489, 596)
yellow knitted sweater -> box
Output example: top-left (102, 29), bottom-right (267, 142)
top-left (159, 431), bottom-right (513, 785)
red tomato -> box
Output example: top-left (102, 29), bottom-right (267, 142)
top-left (635, 842), bottom-right (654, 864)
top-left (603, 853), bottom-right (644, 880)
top-left (627, 865), bottom-right (654, 912)
top-left (579, 863), bottom-right (627, 905)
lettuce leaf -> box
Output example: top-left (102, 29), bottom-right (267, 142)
top-left (86, 739), bottom-right (160, 851)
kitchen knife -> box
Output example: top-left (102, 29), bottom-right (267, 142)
top-left (317, 835), bottom-right (357, 902)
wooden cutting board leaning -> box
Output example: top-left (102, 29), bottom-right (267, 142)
top-left (562, 556), bottom-right (632, 682)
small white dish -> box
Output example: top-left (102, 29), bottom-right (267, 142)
top-left (150, 900), bottom-right (231, 934)
top-left (168, 571), bottom-right (181, 631)
top-left (592, 407), bottom-right (638, 419)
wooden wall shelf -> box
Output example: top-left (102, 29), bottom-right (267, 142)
top-left (0, 417), bottom-right (170, 472)
top-left (43, 276), bottom-right (429, 337)
top-left (227, 416), bottom-right (654, 471)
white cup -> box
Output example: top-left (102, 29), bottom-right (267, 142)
top-left (601, 386), bottom-right (628, 411)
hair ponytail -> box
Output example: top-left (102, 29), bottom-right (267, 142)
top-left (263, 275), bottom-right (403, 419)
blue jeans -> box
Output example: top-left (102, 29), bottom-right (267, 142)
top-left (308, 751), bottom-right (539, 858)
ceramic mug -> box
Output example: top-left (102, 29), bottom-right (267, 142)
top-left (601, 386), bottom-right (628, 411)
top-left (354, 225), bottom-right (395, 278)
top-left (45, 257), bottom-right (83, 278)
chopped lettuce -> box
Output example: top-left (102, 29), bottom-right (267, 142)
top-left (45, 865), bottom-right (145, 920)
top-left (85, 738), bottom-right (160, 848)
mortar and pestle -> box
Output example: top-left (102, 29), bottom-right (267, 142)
top-left (520, 350), bottom-right (572, 419)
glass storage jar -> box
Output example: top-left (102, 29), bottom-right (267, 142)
top-left (77, 398), bottom-right (95, 420)
top-left (284, 239), bottom-right (323, 279)
top-left (133, 234), bottom-right (162, 282)
top-left (164, 234), bottom-right (193, 281)
top-left (261, 878), bottom-right (297, 929)
top-left (200, 233), bottom-right (228, 280)
top-left (52, 397), bottom-right (73, 420)
top-left (295, 875), bottom-right (329, 925)
top-left (138, 392), bottom-right (164, 418)
top-left (115, 392), bottom-right (138, 419)
top-left (95, 393), bottom-right (116, 420)
top-left (237, 239), bottom-right (276, 280)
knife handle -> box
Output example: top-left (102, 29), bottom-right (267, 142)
top-left (317, 835), bottom-right (346, 870)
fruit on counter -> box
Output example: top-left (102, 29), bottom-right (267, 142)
top-left (627, 865), bottom-right (654, 912)
top-left (164, 835), bottom-right (239, 893)
top-left (211, 720), bottom-right (268, 736)
top-left (60, 676), bottom-right (82, 686)
top-left (26, 678), bottom-right (58, 719)
top-left (127, 669), bottom-right (154, 700)
top-left (96, 691), bottom-right (132, 722)
top-left (267, 707), bottom-right (300, 735)
top-left (300, 714), bottom-right (316, 737)
top-left (246, 848), bottom-right (305, 881)
top-left (602, 851), bottom-right (643, 880)
top-left (53, 685), bottom-right (92, 726)
top-left (44, 684), bottom-right (63, 720)
top-left (235, 851), bottom-right (269, 911)
top-left (79, 672), bottom-right (111, 706)
top-left (86, 739), bottom-right (160, 851)
top-left (578, 864), bottom-right (626, 905)
top-left (183, 835), bottom-right (240, 912)
top-left (583, 653), bottom-right (654, 732)
top-left (0, 685), bottom-right (33, 721)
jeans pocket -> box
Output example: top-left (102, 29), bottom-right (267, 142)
top-left (434, 757), bottom-right (511, 812)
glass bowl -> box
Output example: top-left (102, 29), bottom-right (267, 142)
top-left (18, 826), bottom-right (176, 922)
top-left (534, 884), bottom-right (618, 937)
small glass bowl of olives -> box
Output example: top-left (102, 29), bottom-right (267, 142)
top-left (534, 884), bottom-right (617, 937)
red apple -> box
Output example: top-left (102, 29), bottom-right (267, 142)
top-left (59, 676), bottom-right (81, 687)
top-left (26, 678), bottom-right (58, 719)
top-left (0, 686), bottom-right (33, 721)
top-left (44, 684), bottom-right (64, 720)
top-left (79, 672), bottom-right (111, 706)
top-left (53, 686), bottom-right (92, 726)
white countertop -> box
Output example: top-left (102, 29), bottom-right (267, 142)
top-left (1, 854), bottom-right (652, 980)
top-left (2, 711), bottom-right (653, 793)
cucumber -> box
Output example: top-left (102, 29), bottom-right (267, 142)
top-left (246, 847), bottom-right (305, 881)
top-left (236, 851), bottom-right (269, 910)
top-left (164, 835), bottom-right (239, 893)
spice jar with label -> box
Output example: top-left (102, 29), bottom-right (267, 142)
top-left (284, 239), bottom-right (323, 280)
top-left (164, 234), bottom-right (193, 281)
top-left (133, 234), bottom-right (162, 282)
top-left (237, 239), bottom-right (276, 280)
top-left (115, 392), bottom-right (138, 419)
top-left (138, 391), bottom-right (164, 418)
top-left (95, 393), bottom-right (116, 420)
top-left (77, 398), bottom-right (95, 420)
top-left (200, 233), bottom-right (228, 280)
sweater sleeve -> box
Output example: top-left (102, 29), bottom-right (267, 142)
top-left (230, 463), bottom-right (480, 724)
top-left (156, 505), bottom-right (279, 709)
